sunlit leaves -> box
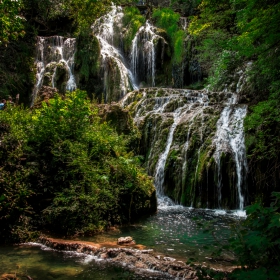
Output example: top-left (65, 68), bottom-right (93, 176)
top-left (0, 0), bottom-right (25, 44)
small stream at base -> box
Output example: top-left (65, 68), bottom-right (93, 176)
top-left (0, 207), bottom-right (245, 279)
top-left (0, 245), bottom-right (134, 280)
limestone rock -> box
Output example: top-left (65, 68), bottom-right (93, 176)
top-left (32, 86), bottom-right (58, 108)
top-left (117, 236), bottom-right (136, 245)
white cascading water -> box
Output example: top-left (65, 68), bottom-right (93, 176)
top-left (33, 36), bottom-right (77, 105)
top-left (131, 21), bottom-right (165, 87)
top-left (91, 5), bottom-right (137, 100)
top-left (121, 89), bottom-right (247, 211)
top-left (213, 94), bottom-right (248, 210)
top-left (149, 91), bottom-right (209, 206)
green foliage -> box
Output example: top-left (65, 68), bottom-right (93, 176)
top-left (0, 91), bottom-right (156, 242)
top-left (188, 0), bottom-right (280, 177)
top-left (0, 0), bottom-right (25, 44)
top-left (22, 0), bottom-right (112, 36)
top-left (152, 8), bottom-right (186, 64)
top-left (76, 31), bottom-right (100, 82)
top-left (170, 0), bottom-right (201, 16)
top-left (68, 0), bottom-right (111, 35)
top-left (245, 99), bottom-right (280, 161)
top-left (188, 0), bottom-right (236, 88)
top-left (122, 7), bottom-right (145, 52)
top-left (196, 193), bottom-right (280, 279)
top-left (229, 193), bottom-right (280, 279)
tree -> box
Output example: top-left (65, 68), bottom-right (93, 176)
top-left (0, 0), bottom-right (25, 44)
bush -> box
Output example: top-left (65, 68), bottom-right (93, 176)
top-left (0, 91), bottom-right (156, 242)
top-left (229, 192), bottom-right (280, 279)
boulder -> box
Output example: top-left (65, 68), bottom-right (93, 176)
top-left (117, 236), bottom-right (136, 245)
top-left (32, 86), bottom-right (58, 108)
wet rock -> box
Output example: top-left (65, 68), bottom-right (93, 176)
top-left (37, 237), bottom-right (198, 279)
top-left (120, 87), bottom-right (247, 209)
top-left (98, 103), bottom-right (133, 135)
top-left (32, 86), bottom-right (58, 108)
top-left (100, 252), bottom-right (109, 259)
top-left (117, 236), bottom-right (136, 245)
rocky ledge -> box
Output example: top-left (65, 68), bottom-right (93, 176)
top-left (37, 236), bottom-right (198, 279)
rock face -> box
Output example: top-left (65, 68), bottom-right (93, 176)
top-left (121, 88), bottom-right (248, 209)
top-left (38, 237), bottom-right (198, 279)
top-left (98, 103), bottom-right (134, 135)
top-left (32, 86), bottom-right (58, 108)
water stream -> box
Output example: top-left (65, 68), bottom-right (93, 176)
top-left (91, 4), bottom-right (137, 101)
top-left (213, 94), bottom-right (247, 210)
top-left (0, 245), bottom-right (133, 280)
top-left (32, 36), bottom-right (77, 105)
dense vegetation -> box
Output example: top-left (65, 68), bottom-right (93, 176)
top-left (198, 192), bottom-right (280, 279)
top-left (152, 8), bottom-right (185, 64)
top-left (0, 91), bottom-right (156, 243)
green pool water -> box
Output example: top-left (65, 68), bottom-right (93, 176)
top-left (0, 207), bottom-right (245, 279)
top-left (0, 244), bottom-right (140, 279)
top-left (80, 207), bottom-right (243, 263)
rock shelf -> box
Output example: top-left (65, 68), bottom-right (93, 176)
top-left (38, 236), bottom-right (198, 279)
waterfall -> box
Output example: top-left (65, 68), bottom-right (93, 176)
top-left (121, 88), bottom-right (248, 210)
top-left (131, 21), bottom-right (166, 87)
top-left (91, 5), bottom-right (137, 102)
top-left (32, 36), bottom-right (77, 105)
top-left (213, 94), bottom-right (248, 210)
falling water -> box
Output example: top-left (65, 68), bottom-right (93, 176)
top-left (131, 21), bottom-right (166, 87)
top-left (213, 94), bottom-right (247, 210)
top-left (32, 36), bottom-right (77, 105)
top-left (92, 5), bottom-right (137, 101)
top-left (180, 17), bottom-right (188, 30)
top-left (149, 91), bottom-right (209, 206)
top-left (121, 88), bottom-right (247, 210)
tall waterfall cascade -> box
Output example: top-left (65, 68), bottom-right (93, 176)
top-left (131, 21), bottom-right (166, 87)
top-left (33, 36), bottom-right (77, 105)
top-left (91, 4), bottom-right (138, 102)
top-left (121, 88), bottom-right (248, 210)
top-left (213, 94), bottom-right (248, 210)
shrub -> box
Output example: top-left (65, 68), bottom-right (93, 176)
top-left (0, 91), bottom-right (156, 242)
